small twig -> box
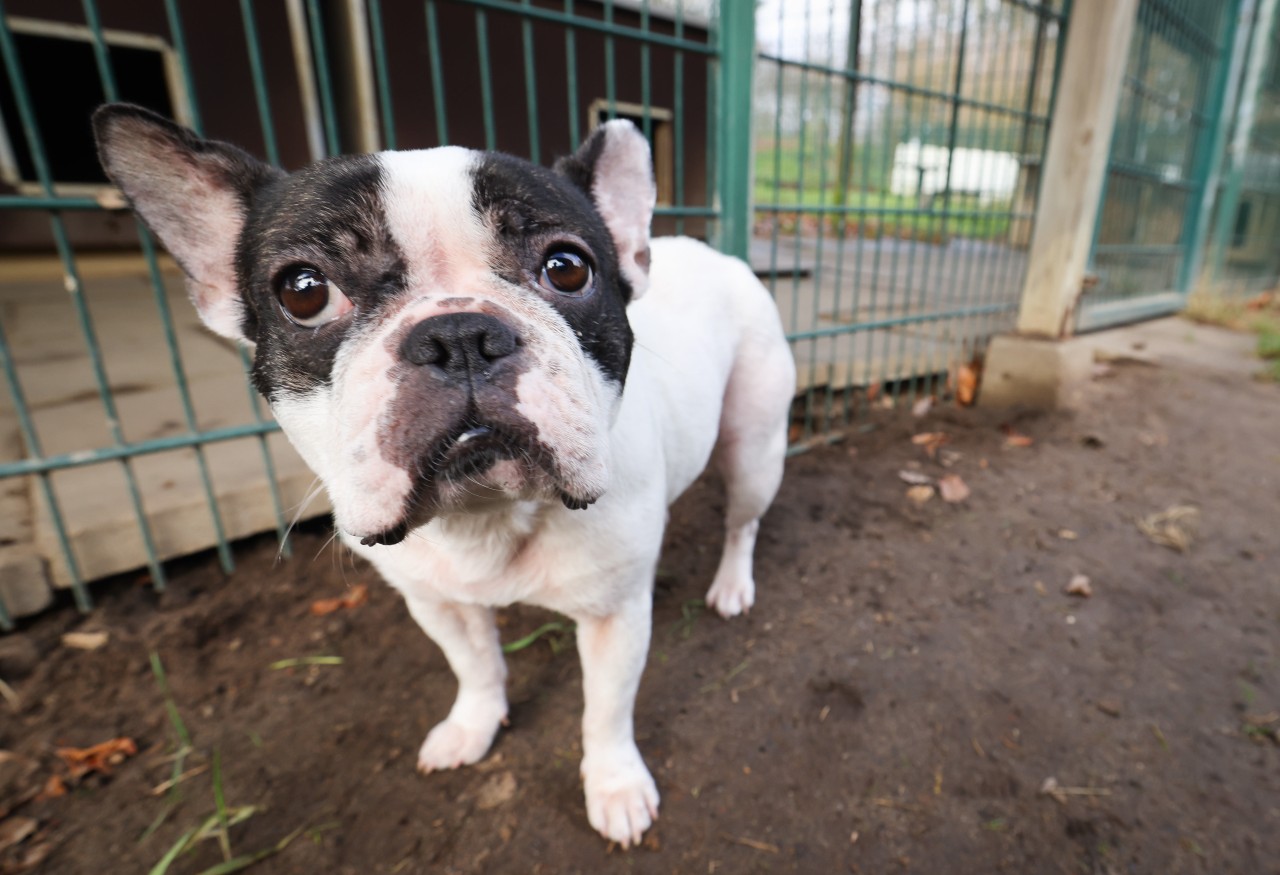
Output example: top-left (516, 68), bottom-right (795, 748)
top-left (151, 764), bottom-right (210, 796)
top-left (0, 677), bottom-right (19, 709)
top-left (723, 834), bottom-right (780, 853)
top-left (269, 656), bottom-right (344, 670)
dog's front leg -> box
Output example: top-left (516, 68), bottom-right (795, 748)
top-left (574, 591), bottom-right (659, 847)
top-left (404, 597), bottom-right (508, 772)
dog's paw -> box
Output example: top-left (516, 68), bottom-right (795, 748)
top-left (582, 750), bottom-right (659, 847)
top-left (705, 571), bottom-right (755, 618)
top-left (416, 718), bottom-right (502, 773)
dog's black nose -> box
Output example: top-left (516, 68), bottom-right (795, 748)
top-left (400, 313), bottom-right (518, 376)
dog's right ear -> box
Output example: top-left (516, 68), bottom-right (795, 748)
top-left (92, 104), bottom-right (282, 343)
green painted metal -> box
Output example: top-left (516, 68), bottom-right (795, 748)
top-left (715, 0), bottom-right (755, 261)
top-left (520, 0), bottom-right (541, 164)
top-left (368, 0), bottom-right (398, 149)
top-left (426, 0), bottom-right (450, 145)
top-left (1081, 0), bottom-right (1245, 328)
top-left (1206, 0), bottom-right (1280, 291)
top-left (475, 9), bottom-right (497, 150)
top-left (0, 0), bottom-right (166, 598)
top-left (241, 0), bottom-right (283, 165)
top-left (305, 0), bottom-right (341, 156)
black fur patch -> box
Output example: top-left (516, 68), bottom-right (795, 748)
top-left (234, 155), bottom-right (408, 400)
top-left (471, 151), bottom-right (634, 387)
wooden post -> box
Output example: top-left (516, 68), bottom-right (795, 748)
top-left (1014, 0), bottom-right (1139, 338)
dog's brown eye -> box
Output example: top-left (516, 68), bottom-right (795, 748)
top-left (539, 251), bottom-right (592, 297)
top-left (277, 267), bottom-right (352, 327)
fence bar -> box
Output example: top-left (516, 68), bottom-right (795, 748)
top-left (0, 422), bottom-right (282, 480)
top-left (715, 0), bottom-right (754, 260)
top-left (368, 0), bottom-right (397, 149)
top-left (0, 2), bottom-right (168, 591)
top-left (564, 0), bottom-right (580, 145)
top-left (475, 9), bottom-right (497, 150)
top-left (241, 0), bottom-right (283, 166)
top-left (426, 0), bottom-right (449, 144)
top-left (520, 0), bottom-right (540, 163)
top-left (759, 53), bottom-right (1051, 125)
top-left (305, 0), bottom-right (341, 155)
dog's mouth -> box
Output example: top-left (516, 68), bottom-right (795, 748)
top-left (357, 422), bottom-right (596, 547)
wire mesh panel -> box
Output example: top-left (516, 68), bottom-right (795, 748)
top-left (1206, 1), bottom-right (1280, 293)
top-left (1079, 0), bottom-right (1242, 328)
top-left (0, 0), bottom-right (721, 625)
top-left (753, 0), bottom-right (1067, 445)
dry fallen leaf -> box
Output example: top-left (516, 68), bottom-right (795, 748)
top-left (310, 583), bottom-right (370, 616)
top-left (906, 485), bottom-right (935, 506)
top-left (897, 469), bottom-right (933, 486)
top-left (911, 396), bottom-right (933, 417)
top-left (61, 631), bottom-right (109, 651)
top-left (55, 737), bottom-right (137, 780)
top-left (1137, 505), bottom-right (1199, 553)
top-left (33, 775), bottom-right (66, 803)
top-left (955, 363), bottom-right (978, 406)
top-left (911, 432), bottom-right (950, 458)
top-left (1057, 529), bottom-right (1078, 541)
top-left (937, 474), bottom-right (970, 503)
top-left (1001, 424), bottom-right (1034, 448)
top-left (1065, 574), bottom-right (1093, 598)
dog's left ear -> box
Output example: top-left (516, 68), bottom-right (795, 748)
top-left (555, 120), bottom-right (656, 300)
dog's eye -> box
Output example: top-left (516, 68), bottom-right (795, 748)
top-left (277, 267), bottom-right (353, 327)
top-left (539, 251), bottom-right (593, 297)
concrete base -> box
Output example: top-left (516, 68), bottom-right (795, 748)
top-left (978, 333), bottom-right (1094, 409)
top-left (0, 548), bottom-right (53, 618)
top-left (979, 317), bottom-right (1264, 410)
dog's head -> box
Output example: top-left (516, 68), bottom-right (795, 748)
top-left (93, 105), bottom-right (656, 545)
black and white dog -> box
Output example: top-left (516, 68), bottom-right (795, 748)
top-left (94, 105), bottom-right (795, 846)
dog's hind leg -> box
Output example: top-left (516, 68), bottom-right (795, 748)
top-left (404, 597), bottom-right (509, 772)
top-left (705, 332), bottom-right (794, 618)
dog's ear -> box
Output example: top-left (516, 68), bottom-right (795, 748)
top-left (93, 104), bottom-right (282, 342)
top-left (555, 120), bottom-right (655, 300)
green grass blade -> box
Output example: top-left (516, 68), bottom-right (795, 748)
top-left (147, 825), bottom-right (198, 875)
top-left (269, 656), bottom-right (344, 670)
top-left (502, 622), bottom-right (571, 653)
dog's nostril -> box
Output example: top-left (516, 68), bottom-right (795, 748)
top-left (401, 312), bottom-right (518, 373)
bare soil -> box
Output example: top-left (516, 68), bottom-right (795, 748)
top-left (2, 332), bottom-right (1278, 875)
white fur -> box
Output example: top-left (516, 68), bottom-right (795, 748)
top-left (590, 121), bottom-right (657, 299)
top-left (348, 235), bottom-right (795, 846)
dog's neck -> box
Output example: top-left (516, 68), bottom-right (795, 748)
top-left (427, 498), bottom-right (546, 560)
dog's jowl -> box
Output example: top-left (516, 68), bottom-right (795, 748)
top-left (94, 104), bottom-right (796, 847)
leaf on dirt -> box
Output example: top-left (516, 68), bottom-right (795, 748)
top-left (905, 485), bottom-right (935, 506)
top-left (0, 816), bottom-right (37, 854)
top-left (475, 771), bottom-right (517, 810)
top-left (1057, 529), bottom-right (1078, 541)
top-left (1136, 505), bottom-right (1199, 553)
top-left (61, 631), bottom-right (109, 651)
top-left (1065, 575), bottom-right (1093, 598)
top-left (55, 737), bottom-right (138, 780)
top-left (897, 469), bottom-right (933, 486)
top-left (309, 583), bottom-right (369, 616)
top-left (911, 396), bottom-right (933, 417)
top-left (937, 474), bottom-right (970, 503)
top-left (911, 432), bottom-right (950, 458)
top-left (955, 363), bottom-right (979, 406)
top-left (33, 776), bottom-right (65, 803)
top-left (1000, 424), bottom-right (1034, 448)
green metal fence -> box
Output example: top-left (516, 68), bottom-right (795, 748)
top-left (2, 0), bottom-right (1273, 625)
top-left (754, 0), bottom-right (1067, 443)
top-left (1077, 0), bottom-right (1244, 330)
top-left (0, 0), bottom-right (728, 627)
top-left (1205, 0), bottom-right (1280, 293)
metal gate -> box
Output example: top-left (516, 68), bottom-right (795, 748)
top-left (1077, 0), bottom-right (1244, 330)
top-left (752, 0), bottom-right (1068, 442)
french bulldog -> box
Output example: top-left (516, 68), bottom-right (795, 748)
top-left (93, 104), bottom-right (795, 846)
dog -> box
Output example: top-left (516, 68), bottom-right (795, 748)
top-left (93, 104), bottom-right (795, 846)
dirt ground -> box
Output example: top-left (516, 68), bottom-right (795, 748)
top-left (1, 320), bottom-right (1277, 875)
